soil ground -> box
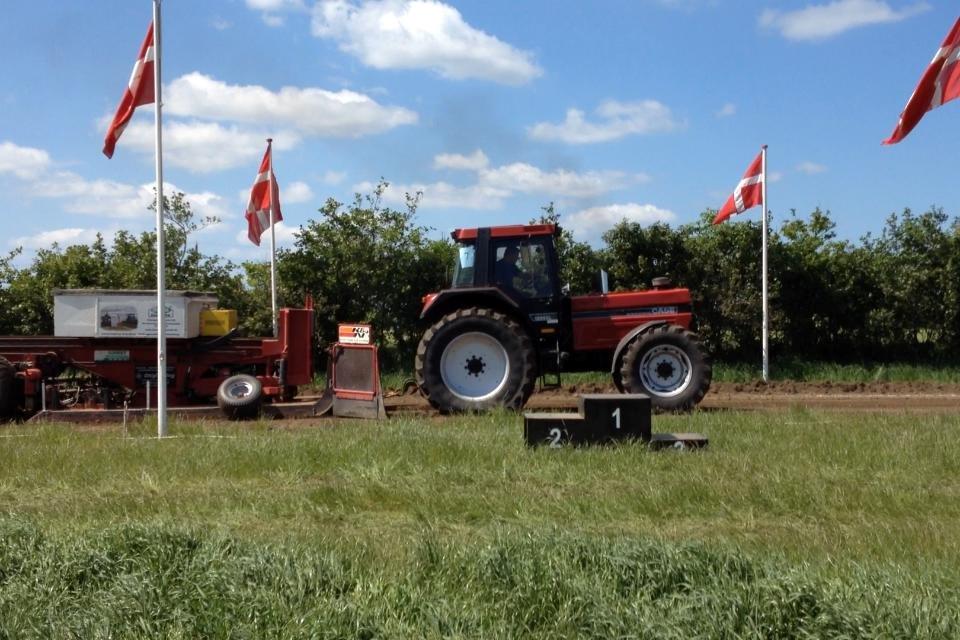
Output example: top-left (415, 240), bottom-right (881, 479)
top-left (386, 381), bottom-right (960, 414)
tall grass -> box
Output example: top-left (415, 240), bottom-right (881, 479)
top-left (1, 520), bottom-right (958, 639)
top-left (2, 410), bottom-right (960, 636)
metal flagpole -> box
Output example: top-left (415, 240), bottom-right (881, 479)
top-left (267, 138), bottom-right (278, 337)
top-left (153, 0), bottom-right (168, 437)
top-left (760, 144), bottom-right (769, 383)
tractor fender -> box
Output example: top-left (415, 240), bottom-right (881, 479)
top-left (421, 287), bottom-right (523, 325)
top-left (609, 320), bottom-right (671, 377)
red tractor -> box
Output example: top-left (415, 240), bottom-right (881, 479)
top-left (415, 224), bottom-right (711, 412)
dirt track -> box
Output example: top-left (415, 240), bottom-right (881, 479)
top-left (385, 381), bottom-right (960, 414)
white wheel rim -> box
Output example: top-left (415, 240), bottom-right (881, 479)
top-left (440, 332), bottom-right (510, 402)
top-left (225, 379), bottom-right (255, 399)
top-left (638, 345), bottom-right (692, 397)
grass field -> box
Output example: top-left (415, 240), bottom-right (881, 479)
top-left (379, 361), bottom-right (960, 390)
top-left (2, 409), bottom-right (960, 637)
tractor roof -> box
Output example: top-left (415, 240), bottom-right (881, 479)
top-left (451, 224), bottom-right (557, 241)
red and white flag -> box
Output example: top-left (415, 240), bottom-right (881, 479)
top-left (102, 22), bottom-right (155, 159)
top-left (713, 151), bottom-right (764, 225)
top-left (884, 17), bottom-right (960, 145)
top-left (245, 141), bottom-right (282, 246)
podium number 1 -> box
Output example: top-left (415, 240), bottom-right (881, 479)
top-left (612, 407), bottom-right (621, 430)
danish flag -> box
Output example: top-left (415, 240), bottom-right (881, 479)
top-left (713, 150), bottom-right (764, 225)
top-left (245, 140), bottom-right (282, 246)
top-left (884, 17), bottom-right (960, 145)
top-left (103, 22), bottom-right (155, 159)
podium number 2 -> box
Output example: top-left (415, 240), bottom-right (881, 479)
top-left (612, 407), bottom-right (621, 430)
top-left (548, 428), bottom-right (563, 448)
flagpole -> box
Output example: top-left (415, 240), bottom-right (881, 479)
top-left (153, 0), bottom-right (168, 437)
top-left (267, 138), bottom-right (278, 337)
top-left (761, 144), bottom-right (769, 383)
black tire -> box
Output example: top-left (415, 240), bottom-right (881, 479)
top-left (217, 374), bottom-right (263, 420)
top-left (415, 308), bottom-right (536, 413)
top-left (619, 324), bottom-right (711, 412)
top-left (0, 356), bottom-right (16, 419)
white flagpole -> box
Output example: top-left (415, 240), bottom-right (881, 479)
top-left (153, 0), bottom-right (168, 437)
top-left (761, 144), bottom-right (769, 383)
top-left (267, 138), bottom-right (278, 337)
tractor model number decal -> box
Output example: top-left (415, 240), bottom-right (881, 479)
top-left (338, 324), bottom-right (372, 345)
top-left (529, 312), bottom-right (560, 324)
top-left (94, 350), bottom-right (131, 362)
top-left (572, 305), bottom-right (681, 319)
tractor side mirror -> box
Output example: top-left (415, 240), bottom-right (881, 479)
top-left (600, 270), bottom-right (609, 295)
top-left (561, 283), bottom-right (571, 296)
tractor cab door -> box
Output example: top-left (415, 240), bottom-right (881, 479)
top-left (490, 237), bottom-right (561, 330)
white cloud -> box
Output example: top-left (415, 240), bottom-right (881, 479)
top-left (528, 100), bottom-right (681, 144)
top-left (122, 119), bottom-right (301, 173)
top-left (716, 103), bottom-right (737, 118)
top-left (234, 220), bottom-right (300, 247)
top-left (565, 203), bottom-right (677, 243)
top-left (768, 171), bottom-right (784, 183)
top-left (245, 0), bottom-right (307, 26)
top-left (262, 14), bottom-right (286, 27)
top-left (27, 172), bottom-right (227, 221)
top-left (311, 0), bottom-right (542, 85)
top-left (165, 72), bottom-right (418, 137)
top-left (796, 161), bottom-right (827, 175)
top-left (480, 163), bottom-right (632, 199)
top-left (284, 181), bottom-right (314, 204)
top-left (759, 0), bottom-right (930, 41)
top-left (0, 141), bottom-right (51, 179)
top-left (11, 227), bottom-right (105, 250)
top-left (354, 157), bottom-right (637, 210)
top-left (433, 149), bottom-right (489, 171)
top-left (352, 179), bottom-right (508, 209)
top-left (246, 0), bottom-right (306, 9)
top-left (211, 17), bottom-right (233, 30)
top-left (322, 170), bottom-right (347, 185)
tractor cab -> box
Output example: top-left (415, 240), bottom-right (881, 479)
top-left (422, 224), bottom-right (565, 335)
top-left (450, 225), bottom-right (560, 300)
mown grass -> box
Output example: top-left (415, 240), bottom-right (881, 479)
top-left (378, 362), bottom-right (960, 391)
top-left (716, 360), bottom-right (960, 384)
top-left (2, 410), bottom-right (960, 637)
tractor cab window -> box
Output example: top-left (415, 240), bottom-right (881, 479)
top-left (493, 238), bottom-right (555, 299)
top-left (452, 243), bottom-right (475, 288)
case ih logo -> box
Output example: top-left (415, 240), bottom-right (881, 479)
top-left (338, 324), bottom-right (371, 345)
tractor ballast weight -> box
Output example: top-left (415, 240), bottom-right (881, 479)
top-left (416, 224), bottom-right (711, 413)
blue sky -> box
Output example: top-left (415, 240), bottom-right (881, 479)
top-left (1, 0), bottom-right (957, 265)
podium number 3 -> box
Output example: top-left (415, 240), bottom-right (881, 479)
top-left (612, 407), bottom-right (621, 430)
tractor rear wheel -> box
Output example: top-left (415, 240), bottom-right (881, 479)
top-left (416, 308), bottom-right (536, 413)
top-left (0, 357), bottom-right (15, 419)
top-left (619, 325), bottom-right (711, 412)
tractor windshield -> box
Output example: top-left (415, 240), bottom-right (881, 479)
top-left (451, 243), bottom-right (475, 288)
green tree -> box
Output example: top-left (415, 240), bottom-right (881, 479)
top-left (280, 181), bottom-right (455, 367)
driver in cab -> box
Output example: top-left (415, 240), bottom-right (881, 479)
top-left (495, 245), bottom-right (522, 294)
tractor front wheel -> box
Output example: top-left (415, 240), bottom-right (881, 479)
top-left (619, 325), bottom-right (711, 412)
top-left (416, 308), bottom-right (536, 413)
